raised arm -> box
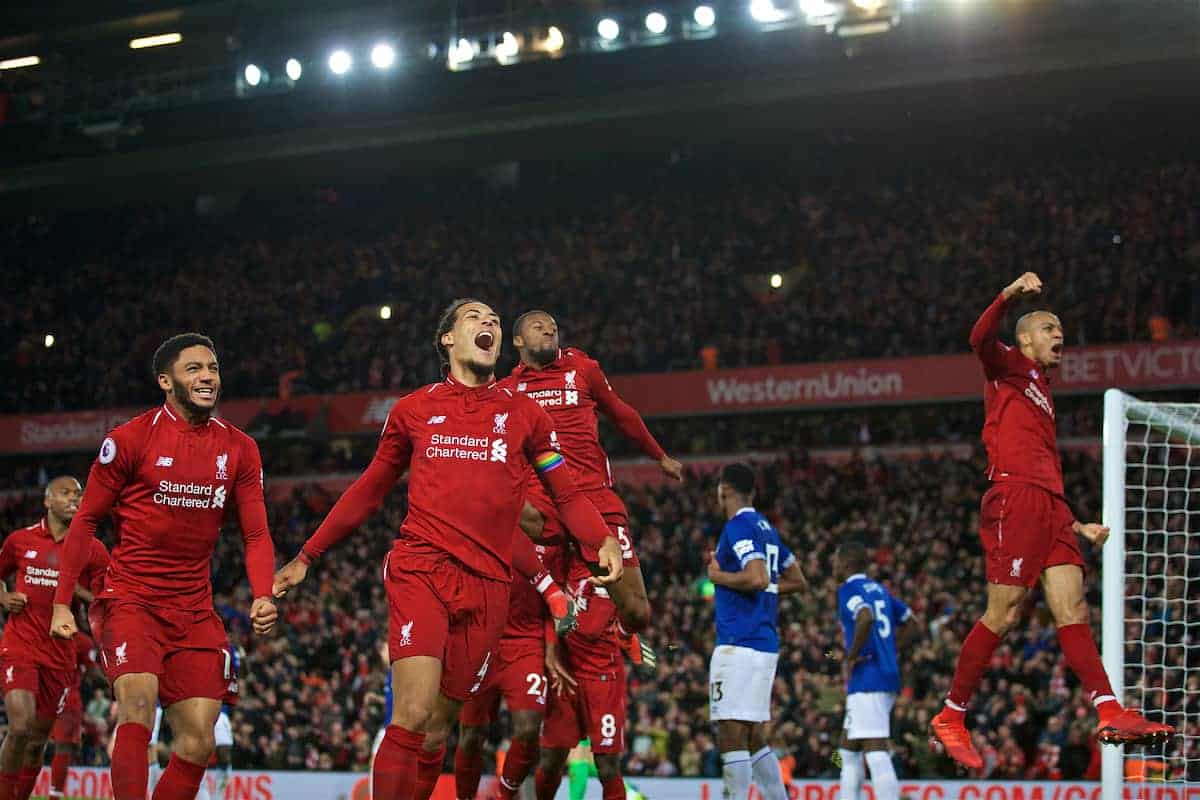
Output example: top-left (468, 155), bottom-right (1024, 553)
top-left (969, 272), bottom-right (1042, 377)
top-left (586, 360), bottom-right (681, 481)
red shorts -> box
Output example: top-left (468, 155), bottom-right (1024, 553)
top-left (459, 637), bottom-right (548, 726)
top-left (577, 489), bottom-right (639, 568)
top-left (51, 700), bottom-right (83, 744)
top-left (979, 483), bottom-right (1085, 588)
top-left (93, 600), bottom-right (237, 707)
top-left (384, 538), bottom-right (510, 701)
top-left (541, 673), bottom-right (626, 755)
top-left (0, 658), bottom-right (74, 721)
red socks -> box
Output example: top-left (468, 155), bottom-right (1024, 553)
top-left (497, 739), bottom-right (539, 799)
top-left (151, 754), bottom-right (206, 800)
top-left (13, 767), bottom-right (38, 800)
top-left (1058, 623), bottom-right (1122, 723)
top-left (535, 768), bottom-right (564, 800)
top-left (51, 751), bottom-right (71, 794)
top-left (601, 775), bottom-right (626, 800)
top-left (415, 745), bottom-right (445, 800)
top-left (373, 725), bottom-right (425, 800)
top-left (946, 622), bottom-right (1003, 715)
top-left (453, 745), bottom-right (482, 800)
top-left (111, 723), bottom-right (151, 800)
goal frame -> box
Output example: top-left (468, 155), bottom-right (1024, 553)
top-left (1101, 388), bottom-right (1200, 799)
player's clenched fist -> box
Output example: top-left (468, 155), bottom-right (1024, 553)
top-left (589, 537), bottom-right (624, 586)
top-left (0, 590), bottom-right (28, 614)
top-left (49, 603), bottom-right (78, 640)
top-left (1002, 272), bottom-right (1043, 299)
top-left (1072, 521), bottom-right (1110, 547)
top-left (250, 596), bottom-right (278, 635)
top-left (272, 558), bottom-right (309, 598)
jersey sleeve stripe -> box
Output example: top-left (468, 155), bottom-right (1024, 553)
top-left (533, 452), bottom-right (565, 473)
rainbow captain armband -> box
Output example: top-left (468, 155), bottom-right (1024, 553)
top-left (534, 451), bottom-right (565, 474)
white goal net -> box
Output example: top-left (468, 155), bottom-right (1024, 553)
top-left (1102, 389), bottom-right (1200, 799)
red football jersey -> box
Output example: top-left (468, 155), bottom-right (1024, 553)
top-left (505, 349), bottom-right (665, 492)
top-left (0, 519), bottom-right (108, 670)
top-left (560, 549), bottom-right (622, 680)
top-left (970, 294), bottom-right (1065, 497)
top-left (55, 404), bottom-right (275, 609)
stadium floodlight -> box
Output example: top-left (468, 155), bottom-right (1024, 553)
top-left (645, 12), bottom-right (668, 34)
top-left (769, 273), bottom-right (783, 289)
top-left (243, 64), bottom-right (262, 87)
top-left (448, 38), bottom-right (475, 67)
top-left (538, 26), bottom-right (566, 53)
top-left (328, 49), bottom-right (353, 75)
top-left (43, 334), bottom-right (55, 348)
top-left (749, 0), bottom-right (788, 23)
top-left (129, 33), bottom-right (183, 49)
top-left (693, 5), bottom-right (716, 27)
top-left (495, 32), bottom-right (520, 62)
top-left (370, 42), bottom-right (396, 69)
top-left (380, 305), bottom-right (393, 320)
top-left (850, 0), bottom-right (885, 10)
top-left (285, 58), bottom-right (303, 81)
top-left (597, 18), bottom-right (621, 41)
top-left (0, 56), bottom-right (40, 70)
top-left (799, 0), bottom-right (839, 17)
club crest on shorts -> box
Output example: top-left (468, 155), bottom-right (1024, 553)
top-left (1010, 558), bottom-right (1023, 578)
top-left (398, 620), bottom-right (414, 647)
top-left (215, 453), bottom-right (229, 480)
top-left (493, 413), bottom-right (509, 435)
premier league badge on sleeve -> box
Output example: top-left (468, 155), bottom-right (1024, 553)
top-left (98, 437), bottom-right (117, 465)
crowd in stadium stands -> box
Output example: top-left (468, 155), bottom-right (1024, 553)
top-left (3, 123), bottom-right (1199, 414)
top-left (4, 448), bottom-right (1193, 779)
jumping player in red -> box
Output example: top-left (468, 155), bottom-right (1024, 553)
top-left (505, 310), bottom-right (682, 635)
top-left (930, 273), bottom-right (1175, 769)
top-left (535, 544), bottom-right (629, 800)
top-left (0, 476), bottom-right (108, 800)
top-left (49, 333), bottom-right (279, 800)
top-left (455, 534), bottom-right (564, 800)
top-left (48, 629), bottom-right (99, 799)
top-left (271, 299), bottom-right (624, 800)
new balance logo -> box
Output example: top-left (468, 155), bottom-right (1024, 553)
top-left (1010, 558), bottom-right (1023, 578)
top-left (427, 416), bottom-right (447, 425)
top-left (399, 620), bottom-right (414, 647)
top-left (599, 737), bottom-right (614, 747)
top-left (490, 440), bottom-right (508, 463)
top-left (493, 413), bottom-right (508, 434)
top-left (517, 382), bottom-right (528, 392)
top-left (114, 642), bottom-right (129, 666)
top-left (156, 456), bottom-right (174, 467)
top-left (23, 550), bottom-right (37, 559)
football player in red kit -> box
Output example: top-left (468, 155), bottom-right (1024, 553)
top-left (930, 273), bottom-right (1174, 769)
top-left (504, 310), bottom-right (682, 635)
top-left (48, 630), bottom-right (99, 799)
top-left (0, 476), bottom-right (107, 800)
top-left (272, 299), bottom-right (624, 800)
top-left (49, 333), bottom-right (278, 800)
top-left (535, 543), bottom-right (629, 800)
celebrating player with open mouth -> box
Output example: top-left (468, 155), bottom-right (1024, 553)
top-left (930, 273), bottom-right (1175, 769)
top-left (272, 299), bottom-right (624, 800)
top-left (49, 333), bottom-right (279, 800)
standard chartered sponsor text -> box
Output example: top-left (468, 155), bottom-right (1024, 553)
top-left (705, 369), bottom-right (903, 407)
top-left (24, 565), bottom-right (59, 587)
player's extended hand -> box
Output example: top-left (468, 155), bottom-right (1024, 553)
top-left (1073, 521), bottom-right (1110, 547)
top-left (659, 456), bottom-right (684, 482)
top-left (0, 590), bottom-right (28, 614)
top-left (49, 603), bottom-right (77, 639)
top-left (1003, 272), bottom-right (1043, 299)
top-left (545, 642), bottom-right (577, 697)
top-left (250, 596), bottom-right (278, 635)
top-left (590, 537), bottom-right (624, 586)
top-left (272, 558), bottom-right (309, 598)
top-left (707, 553), bottom-right (723, 581)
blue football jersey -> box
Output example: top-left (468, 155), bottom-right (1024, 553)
top-left (838, 573), bottom-right (911, 694)
top-left (714, 508), bottom-right (795, 653)
top-left (384, 669), bottom-right (393, 722)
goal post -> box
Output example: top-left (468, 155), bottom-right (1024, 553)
top-left (1101, 388), bottom-right (1200, 800)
